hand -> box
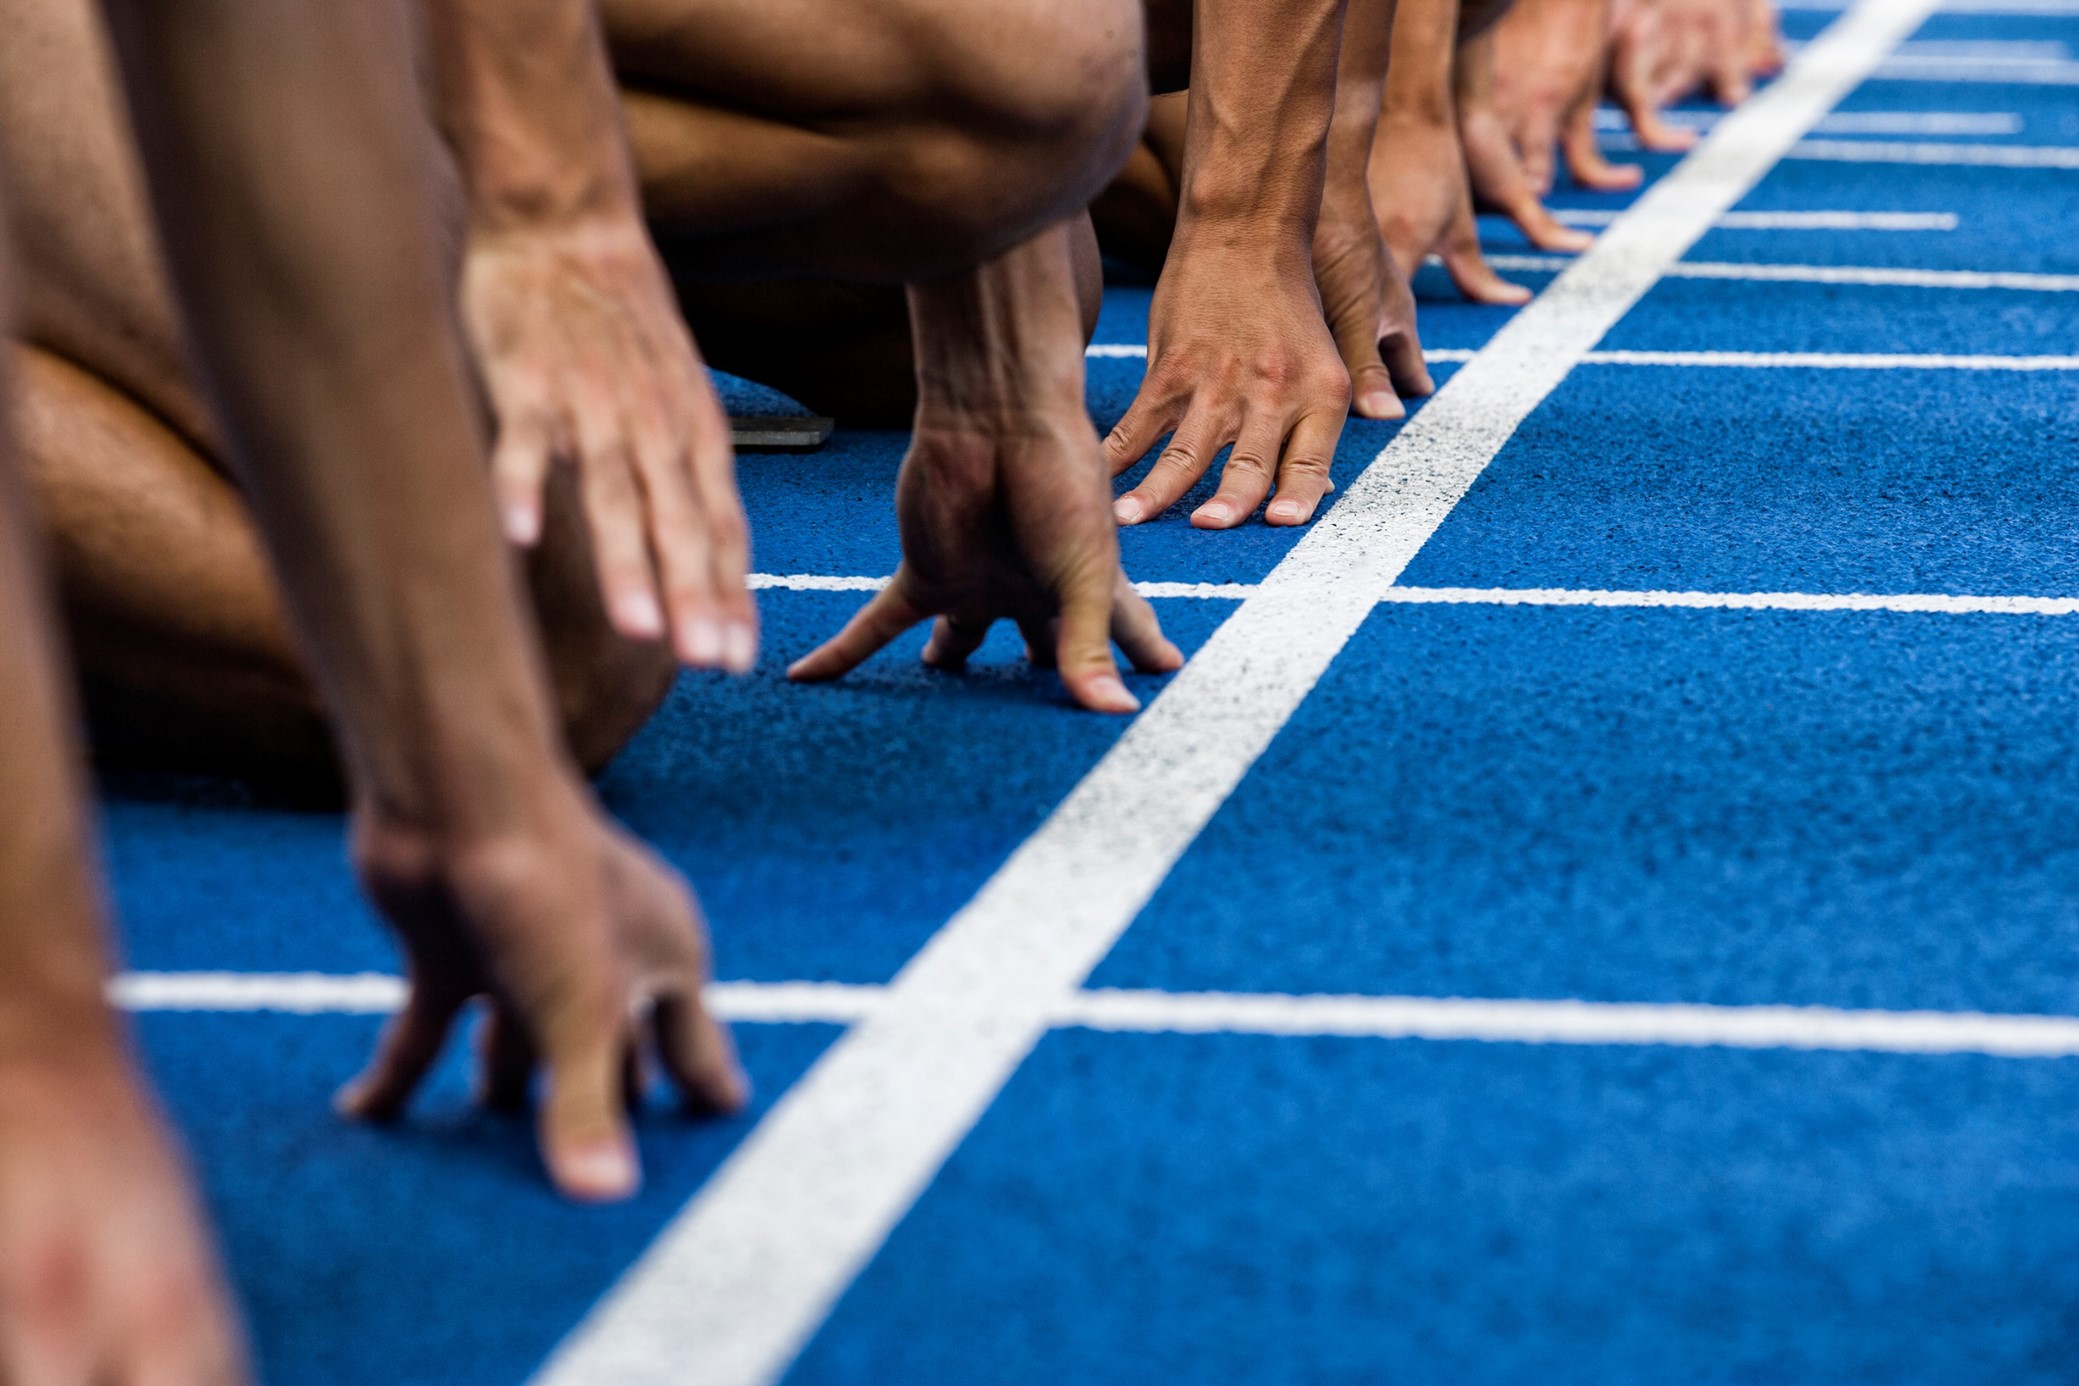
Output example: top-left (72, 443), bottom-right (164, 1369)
top-left (461, 212), bottom-right (756, 673)
top-left (1457, 30), bottom-right (1597, 254)
top-left (1608, 0), bottom-right (1703, 150)
top-left (790, 410), bottom-right (1182, 711)
top-left (1106, 235), bottom-right (1352, 529)
top-left (1372, 103), bottom-right (1532, 306)
top-left (338, 788), bottom-right (748, 1202)
top-left (1490, 0), bottom-right (1639, 194)
top-left (0, 1045), bottom-right (247, 1384)
top-left (1313, 172), bottom-right (1436, 426)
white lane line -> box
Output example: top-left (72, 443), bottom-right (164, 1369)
top-left (1097, 346), bottom-right (2079, 371)
top-left (1869, 57), bottom-right (2079, 83)
top-left (747, 573), bottom-right (1258, 599)
top-left (1088, 344), bottom-right (1479, 362)
top-left (745, 573), bottom-right (886, 593)
top-left (1582, 348), bottom-right (2079, 368)
top-left (1064, 990), bottom-right (2079, 1058)
top-left (1379, 587), bottom-right (2079, 616)
top-left (532, 8), bottom-right (1936, 1383)
top-left (1597, 108), bottom-right (2023, 136)
top-left (1490, 253), bottom-right (2079, 292)
top-left (1791, 0), bottom-right (2079, 9)
top-left (1601, 133), bottom-right (2079, 165)
top-left (751, 580), bottom-right (2079, 612)
top-left (111, 971), bottom-right (407, 1013)
top-left (108, 972), bottom-right (891, 1024)
top-left (110, 973), bottom-right (2079, 1061)
top-left (1792, 138), bottom-right (2079, 167)
top-left (1557, 209), bottom-right (1957, 230)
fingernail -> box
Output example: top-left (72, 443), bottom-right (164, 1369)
top-left (616, 589), bottom-right (665, 639)
top-left (679, 617), bottom-right (725, 666)
top-left (502, 501), bottom-right (541, 547)
top-left (722, 623), bottom-right (757, 674)
top-left (1113, 496), bottom-right (1146, 525)
top-left (560, 1141), bottom-right (639, 1201)
top-left (1267, 498), bottom-right (1310, 525)
top-left (1191, 500), bottom-right (1234, 528)
top-left (1087, 675), bottom-right (1140, 714)
top-left (1358, 390), bottom-right (1404, 421)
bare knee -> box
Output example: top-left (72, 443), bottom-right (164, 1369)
top-left (896, 0), bottom-right (1148, 273)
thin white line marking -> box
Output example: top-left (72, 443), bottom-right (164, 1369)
top-left (744, 582), bottom-right (2079, 613)
top-left (533, 7), bottom-right (1938, 1382)
top-left (1792, 138), bottom-right (2079, 167)
top-left (1490, 253), bottom-right (2079, 292)
top-left (1063, 990), bottom-right (2079, 1058)
top-left (110, 972), bottom-right (408, 1014)
top-left (1089, 344), bottom-right (1478, 362)
top-left (1099, 346), bottom-right (2079, 372)
top-left (1558, 208), bottom-right (1958, 230)
top-left (107, 972), bottom-right (891, 1024)
top-left (110, 973), bottom-right (2079, 1061)
top-left (1596, 108), bottom-right (2023, 135)
top-left (1380, 587), bottom-right (2079, 616)
top-left (1583, 348), bottom-right (2079, 369)
top-left (1602, 133), bottom-right (2079, 165)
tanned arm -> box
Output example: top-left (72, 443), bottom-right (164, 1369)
top-left (423, 0), bottom-right (756, 673)
top-left (1104, 0), bottom-right (1356, 530)
top-left (96, 0), bottom-right (743, 1203)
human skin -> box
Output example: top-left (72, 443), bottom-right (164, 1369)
top-left (8, 0), bottom-right (1159, 776)
top-left (94, 0), bottom-right (745, 1201)
top-left (0, 230), bottom-right (249, 1383)
top-left (1455, 25), bottom-right (1596, 252)
top-left (1104, 0), bottom-right (1357, 530)
top-left (1609, 0), bottom-right (1785, 149)
top-left (789, 220), bottom-right (1184, 707)
top-left (1, 0), bottom-right (680, 782)
top-left (429, 0), bottom-right (755, 672)
top-left (1372, 0), bottom-right (1532, 304)
top-left (1485, 0), bottom-right (1644, 195)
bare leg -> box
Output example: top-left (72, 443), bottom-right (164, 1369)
top-left (601, 0), bottom-right (1144, 421)
top-left (0, 0), bottom-right (671, 784)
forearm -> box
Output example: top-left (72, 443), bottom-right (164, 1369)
top-left (98, 0), bottom-right (571, 835)
top-left (1384, 0), bottom-right (1460, 123)
top-left (0, 377), bottom-right (120, 1062)
top-left (420, 0), bottom-right (640, 230)
top-left (1323, 0), bottom-right (1400, 225)
top-left (1177, 0), bottom-right (1348, 245)
top-left (909, 221), bottom-right (1089, 432)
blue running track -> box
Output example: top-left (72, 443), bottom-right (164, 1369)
top-left (97, 1), bottom-right (2079, 1380)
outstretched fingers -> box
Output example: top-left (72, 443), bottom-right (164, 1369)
top-left (1265, 410), bottom-right (1343, 526)
top-left (653, 992), bottom-right (750, 1117)
top-left (1110, 577), bottom-right (1184, 675)
top-left (1442, 204), bottom-right (1533, 306)
top-left (1563, 101), bottom-right (1644, 191)
top-left (1193, 414), bottom-right (1288, 529)
top-left (1115, 408), bottom-right (1228, 525)
top-left (336, 980), bottom-right (467, 1122)
top-left (787, 577), bottom-right (927, 684)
